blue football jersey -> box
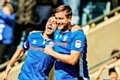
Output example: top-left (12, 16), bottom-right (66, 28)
top-left (54, 30), bottom-right (89, 80)
top-left (18, 32), bottom-right (55, 80)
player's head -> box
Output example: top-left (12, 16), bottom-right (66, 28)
top-left (108, 68), bottom-right (118, 80)
top-left (2, 3), bottom-right (13, 15)
top-left (111, 49), bottom-right (120, 62)
top-left (45, 15), bottom-right (57, 35)
top-left (55, 5), bottom-right (72, 32)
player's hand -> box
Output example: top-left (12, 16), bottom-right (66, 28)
top-left (44, 45), bottom-right (54, 55)
top-left (2, 66), bottom-right (11, 80)
top-left (71, 25), bottom-right (83, 32)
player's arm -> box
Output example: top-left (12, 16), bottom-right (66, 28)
top-left (2, 47), bottom-right (26, 80)
top-left (44, 31), bottom-right (85, 65)
top-left (2, 36), bottom-right (30, 80)
top-left (71, 25), bottom-right (83, 32)
top-left (7, 47), bottom-right (26, 67)
top-left (44, 46), bottom-right (81, 65)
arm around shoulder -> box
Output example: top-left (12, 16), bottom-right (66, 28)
top-left (44, 45), bottom-right (81, 65)
top-left (71, 25), bottom-right (83, 32)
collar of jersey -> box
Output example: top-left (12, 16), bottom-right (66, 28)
top-left (41, 31), bottom-right (53, 41)
top-left (60, 30), bottom-right (70, 34)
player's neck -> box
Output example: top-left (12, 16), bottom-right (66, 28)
top-left (61, 22), bottom-right (72, 33)
top-left (43, 32), bottom-right (54, 41)
top-left (68, 22), bottom-right (72, 30)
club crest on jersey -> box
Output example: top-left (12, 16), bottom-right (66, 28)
top-left (63, 36), bottom-right (68, 41)
top-left (49, 41), bottom-right (54, 47)
top-left (75, 40), bottom-right (82, 48)
top-left (32, 40), bottom-right (37, 44)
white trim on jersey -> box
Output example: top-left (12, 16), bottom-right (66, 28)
top-left (79, 53), bottom-right (84, 77)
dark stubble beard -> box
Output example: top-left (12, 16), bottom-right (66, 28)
top-left (46, 32), bottom-right (54, 39)
top-left (60, 24), bottom-right (68, 32)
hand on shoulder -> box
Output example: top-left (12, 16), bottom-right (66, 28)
top-left (71, 25), bottom-right (83, 32)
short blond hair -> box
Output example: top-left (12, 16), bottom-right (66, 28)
top-left (55, 5), bottom-right (72, 17)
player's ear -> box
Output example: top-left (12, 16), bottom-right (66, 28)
top-left (68, 16), bottom-right (72, 22)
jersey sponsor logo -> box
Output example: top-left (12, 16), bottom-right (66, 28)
top-left (62, 42), bottom-right (68, 46)
top-left (75, 40), bottom-right (82, 48)
top-left (54, 42), bottom-right (68, 46)
top-left (32, 40), bottom-right (37, 44)
top-left (30, 46), bottom-right (43, 51)
top-left (54, 42), bottom-right (60, 46)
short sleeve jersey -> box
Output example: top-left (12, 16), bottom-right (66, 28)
top-left (54, 30), bottom-right (89, 80)
top-left (18, 32), bottom-right (55, 80)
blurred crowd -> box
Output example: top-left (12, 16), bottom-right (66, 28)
top-left (0, 0), bottom-right (120, 65)
top-left (95, 49), bottom-right (120, 80)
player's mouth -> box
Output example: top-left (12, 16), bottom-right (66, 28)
top-left (47, 26), bottom-right (52, 31)
top-left (57, 23), bottom-right (61, 26)
top-left (57, 23), bottom-right (64, 27)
